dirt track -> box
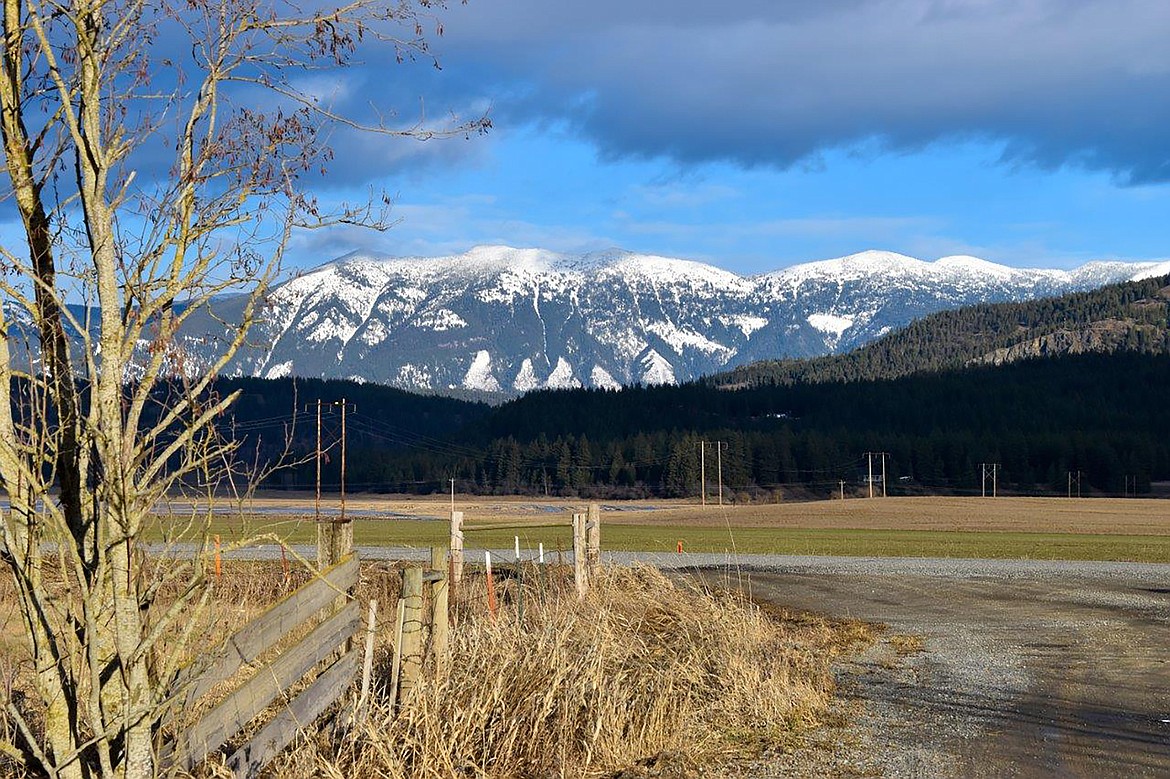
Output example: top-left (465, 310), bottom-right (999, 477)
top-left (732, 560), bottom-right (1170, 778)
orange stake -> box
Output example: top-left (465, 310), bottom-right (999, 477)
top-left (214, 535), bottom-right (222, 580)
top-left (676, 539), bottom-right (684, 554)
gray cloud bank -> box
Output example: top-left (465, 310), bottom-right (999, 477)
top-left (431, 0), bottom-right (1170, 182)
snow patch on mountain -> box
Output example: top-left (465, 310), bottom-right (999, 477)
top-left (807, 313), bottom-right (854, 340)
top-left (513, 359), bottom-right (540, 392)
top-left (462, 350), bottom-right (501, 392)
top-left (591, 365), bottom-right (621, 390)
top-left (645, 321), bottom-right (733, 358)
top-left (397, 364), bottom-right (433, 389)
top-left (546, 357), bottom-right (581, 389)
top-left (724, 314), bottom-right (769, 338)
top-left (639, 350), bottom-right (676, 386)
top-left (264, 360), bottom-right (293, 379)
top-left (412, 309), bottom-right (467, 331)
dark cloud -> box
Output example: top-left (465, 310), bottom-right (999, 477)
top-left (426, 0), bottom-right (1170, 182)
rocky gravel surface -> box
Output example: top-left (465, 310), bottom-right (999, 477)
top-left (712, 558), bottom-right (1170, 778)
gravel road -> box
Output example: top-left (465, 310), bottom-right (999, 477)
top-left (690, 556), bottom-right (1170, 778)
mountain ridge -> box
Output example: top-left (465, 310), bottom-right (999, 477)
top-left (713, 273), bottom-right (1170, 388)
top-left (174, 245), bottom-right (1165, 395)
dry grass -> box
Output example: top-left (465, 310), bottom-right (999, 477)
top-left (263, 564), bottom-right (861, 778)
top-left (1, 562), bottom-right (868, 778)
top-left (887, 633), bottom-right (926, 656)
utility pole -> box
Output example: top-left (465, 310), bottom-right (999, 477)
top-left (305, 399), bottom-right (323, 522)
top-left (1068, 470), bottom-right (1081, 499)
top-left (717, 441), bottom-right (724, 506)
top-left (450, 477), bottom-right (456, 512)
top-left (839, 480), bottom-right (845, 500)
top-left (864, 452), bottom-right (888, 498)
top-left (339, 398), bottom-right (349, 523)
top-left (979, 463), bottom-right (999, 498)
top-left (307, 398), bottom-right (357, 567)
top-left (867, 452), bottom-right (874, 499)
top-left (697, 441), bottom-right (707, 506)
top-left (1124, 474), bottom-right (1138, 498)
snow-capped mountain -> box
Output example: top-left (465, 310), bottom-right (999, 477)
top-left (185, 246), bottom-right (1165, 394)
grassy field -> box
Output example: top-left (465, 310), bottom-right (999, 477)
top-left (157, 495), bottom-right (1170, 562)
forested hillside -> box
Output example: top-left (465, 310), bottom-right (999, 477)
top-left (712, 274), bottom-right (1170, 387)
top-left (231, 353), bottom-right (1170, 499)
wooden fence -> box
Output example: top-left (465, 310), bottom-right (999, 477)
top-left (164, 504), bottom-right (603, 776)
top-left (454, 503), bottom-right (601, 596)
top-left (165, 554), bottom-right (369, 778)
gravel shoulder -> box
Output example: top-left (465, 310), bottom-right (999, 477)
top-left (698, 557), bottom-right (1170, 778)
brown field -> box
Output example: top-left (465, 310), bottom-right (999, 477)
top-left (234, 493), bottom-right (1170, 535)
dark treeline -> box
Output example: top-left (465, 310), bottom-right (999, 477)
top-left (230, 353), bottom-right (1170, 499)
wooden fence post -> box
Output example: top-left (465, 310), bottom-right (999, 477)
top-left (317, 519), bottom-right (354, 569)
top-left (572, 512), bottom-right (588, 598)
top-left (356, 599), bottom-right (378, 723)
top-left (449, 510), bottom-right (464, 586)
top-left (430, 548), bottom-right (449, 664)
top-left (485, 551), bottom-right (498, 618)
top-left (389, 598), bottom-right (405, 710)
top-left (586, 503), bottom-right (601, 578)
top-left (400, 567), bottom-right (424, 700)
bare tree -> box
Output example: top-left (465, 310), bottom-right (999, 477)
top-left (0, 0), bottom-right (486, 775)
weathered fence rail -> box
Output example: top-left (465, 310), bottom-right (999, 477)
top-left (166, 554), bottom-right (364, 778)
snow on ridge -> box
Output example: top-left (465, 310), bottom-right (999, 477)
top-left (311, 246), bottom-right (1156, 292)
top-left (596, 252), bottom-right (750, 290)
top-left (315, 245), bottom-right (753, 293)
top-left (934, 255), bottom-right (1021, 280)
top-left (1132, 260), bottom-right (1170, 281)
top-left (462, 350), bottom-right (501, 392)
top-left (767, 250), bottom-right (930, 285)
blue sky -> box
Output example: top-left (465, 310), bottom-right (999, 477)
top-left (283, 0), bottom-right (1170, 276)
top-left (239, 0), bottom-right (1170, 275)
top-left (121, 1), bottom-right (1170, 276)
